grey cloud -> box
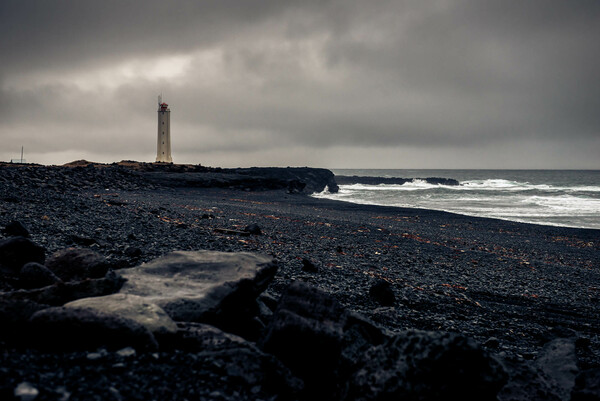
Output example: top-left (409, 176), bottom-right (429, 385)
top-left (1, 0), bottom-right (599, 167)
top-left (0, 0), bottom-right (327, 75)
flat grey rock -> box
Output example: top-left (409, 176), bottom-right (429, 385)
top-left (65, 293), bottom-right (178, 336)
top-left (119, 251), bottom-right (277, 322)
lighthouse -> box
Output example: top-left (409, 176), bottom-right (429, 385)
top-left (156, 95), bottom-right (173, 163)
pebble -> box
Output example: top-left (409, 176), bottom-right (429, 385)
top-left (108, 387), bottom-right (123, 401)
top-left (116, 347), bottom-right (136, 358)
top-left (86, 352), bottom-right (103, 361)
top-left (55, 386), bottom-right (71, 401)
top-left (14, 381), bottom-right (39, 401)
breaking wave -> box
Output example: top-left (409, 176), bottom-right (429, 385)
top-left (314, 171), bottom-right (600, 229)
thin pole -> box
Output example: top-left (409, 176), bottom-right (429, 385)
top-left (21, 146), bottom-right (23, 163)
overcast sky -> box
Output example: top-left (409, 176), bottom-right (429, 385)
top-left (1, 1), bottom-right (598, 168)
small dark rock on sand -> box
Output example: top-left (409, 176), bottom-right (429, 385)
top-left (3, 221), bottom-right (30, 238)
top-left (369, 279), bottom-right (396, 306)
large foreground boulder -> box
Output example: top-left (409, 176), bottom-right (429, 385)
top-left (261, 281), bottom-right (389, 398)
top-left (260, 282), bottom-right (507, 400)
top-left (119, 251), bottom-right (278, 327)
top-left (261, 281), bottom-right (349, 397)
top-left (346, 330), bottom-right (507, 401)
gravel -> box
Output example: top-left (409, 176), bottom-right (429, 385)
top-left (1, 164), bottom-right (599, 399)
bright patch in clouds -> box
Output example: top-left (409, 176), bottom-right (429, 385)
top-left (7, 54), bottom-right (193, 92)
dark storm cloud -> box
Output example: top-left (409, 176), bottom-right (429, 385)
top-left (0, 0), bottom-right (327, 75)
top-left (1, 0), bottom-right (598, 167)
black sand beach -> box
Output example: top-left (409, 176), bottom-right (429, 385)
top-left (1, 163), bottom-right (599, 400)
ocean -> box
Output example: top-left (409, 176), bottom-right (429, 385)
top-left (312, 170), bottom-right (600, 230)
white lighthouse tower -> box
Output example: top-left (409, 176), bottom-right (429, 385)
top-left (156, 95), bottom-right (173, 163)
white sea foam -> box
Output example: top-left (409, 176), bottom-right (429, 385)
top-left (313, 171), bottom-right (600, 229)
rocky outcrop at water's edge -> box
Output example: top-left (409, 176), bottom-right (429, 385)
top-left (0, 160), bottom-right (339, 194)
top-left (335, 175), bottom-right (459, 186)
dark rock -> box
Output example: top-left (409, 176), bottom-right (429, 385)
top-left (244, 224), bottom-right (262, 235)
top-left (535, 338), bottom-right (579, 401)
top-left (0, 270), bottom-right (125, 306)
top-left (258, 291), bottom-right (279, 312)
top-left (0, 195), bottom-right (20, 203)
top-left (346, 330), bottom-right (507, 401)
top-left (335, 175), bottom-right (459, 186)
top-left (0, 237), bottom-right (45, 273)
top-left (286, 179), bottom-right (306, 194)
top-left (483, 336), bottom-right (501, 349)
top-left (4, 221), bottom-right (30, 238)
top-left (69, 235), bottom-right (97, 246)
top-left (175, 322), bottom-right (249, 352)
top-left (143, 166), bottom-right (338, 193)
top-left (258, 290), bottom-right (279, 312)
top-left (369, 279), bottom-right (395, 306)
top-left (124, 246), bottom-right (142, 258)
top-left (340, 312), bottom-right (389, 375)
top-left (572, 368), bottom-right (600, 401)
top-left (498, 358), bottom-right (562, 401)
top-left (423, 177), bottom-right (460, 186)
top-left (576, 336), bottom-right (592, 349)
top-left (0, 298), bottom-right (48, 343)
top-left (256, 298), bottom-right (274, 323)
top-left (19, 262), bottom-right (62, 289)
top-left (176, 322), bottom-right (303, 397)
top-left (105, 199), bottom-right (127, 206)
top-left (539, 325), bottom-right (579, 344)
top-left (119, 251), bottom-right (278, 330)
top-left (232, 167), bottom-right (339, 193)
top-left (301, 258), bottom-right (319, 273)
top-left (29, 306), bottom-right (158, 351)
top-left (45, 247), bottom-right (109, 281)
top-left (261, 281), bottom-right (348, 397)
top-left (497, 339), bottom-right (578, 401)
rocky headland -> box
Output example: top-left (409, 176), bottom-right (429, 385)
top-left (1, 161), bottom-right (599, 400)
